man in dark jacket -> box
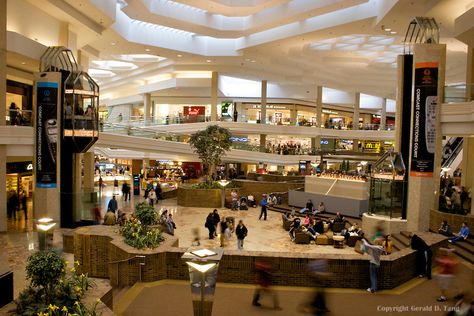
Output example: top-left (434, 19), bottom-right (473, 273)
top-left (205, 213), bottom-right (216, 239)
top-left (236, 220), bottom-right (248, 249)
top-left (410, 234), bottom-right (432, 279)
top-left (220, 218), bottom-right (228, 247)
top-left (212, 209), bottom-right (220, 237)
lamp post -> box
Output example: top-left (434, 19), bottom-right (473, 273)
top-left (217, 179), bottom-right (230, 209)
top-left (37, 218), bottom-right (56, 250)
top-left (181, 248), bottom-right (223, 316)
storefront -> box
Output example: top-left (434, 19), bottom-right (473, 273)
top-left (6, 161), bottom-right (34, 198)
top-left (153, 104), bottom-right (210, 123)
top-left (6, 80), bottom-right (33, 126)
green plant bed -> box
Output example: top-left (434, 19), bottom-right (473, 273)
top-left (119, 202), bottom-right (165, 249)
top-left (11, 251), bottom-right (99, 316)
top-left (191, 181), bottom-right (239, 189)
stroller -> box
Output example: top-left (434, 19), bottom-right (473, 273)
top-left (239, 196), bottom-right (248, 210)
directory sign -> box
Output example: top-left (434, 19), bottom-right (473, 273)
top-left (410, 62), bottom-right (438, 177)
top-left (35, 81), bottom-right (59, 188)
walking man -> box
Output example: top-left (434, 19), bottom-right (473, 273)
top-left (107, 195), bottom-right (118, 214)
top-left (236, 220), bottom-right (248, 250)
top-left (252, 261), bottom-right (281, 310)
top-left (259, 194), bottom-right (268, 220)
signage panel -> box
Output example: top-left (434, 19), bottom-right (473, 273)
top-left (410, 62), bottom-right (438, 177)
top-left (35, 82), bottom-right (59, 188)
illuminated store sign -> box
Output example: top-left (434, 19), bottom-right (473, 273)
top-left (322, 109), bottom-right (339, 115)
top-left (229, 137), bottom-right (248, 142)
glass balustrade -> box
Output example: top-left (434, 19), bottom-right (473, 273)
top-left (444, 84), bottom-right (473, 103)
top-left (5, 109), bottom-right (33, 126)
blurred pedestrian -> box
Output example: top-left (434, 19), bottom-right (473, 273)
top-left (212, 209), bottom-right (220, 237)
top-left (252, 261), bottom-right (281, 310)
top-left (435, 248), bottom-right (459, 302)
top-left (361, 238), bottom-right (384, 293)
top-left (219, 218), bottom-right (228, 247)
top-left (259, 194), bottom-right (268, 220)
top-left (305, 259), bottom-right (331, 316)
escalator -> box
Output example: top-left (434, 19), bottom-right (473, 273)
top-left (442, 137), bottom-right (463, 169)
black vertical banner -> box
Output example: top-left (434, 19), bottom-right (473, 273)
top-left (36, 82), bottom-right (58, 188)
top-left (410, 62), bottom-right (438, 177)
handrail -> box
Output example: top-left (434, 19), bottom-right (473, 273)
top-left (108, 255), bottom-right (146, 265)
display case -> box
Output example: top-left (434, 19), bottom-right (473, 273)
top-left (368, 150), bottom-right (406, 218)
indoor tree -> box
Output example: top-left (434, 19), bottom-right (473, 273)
top-left (189, 125), bottom-right (232, 181)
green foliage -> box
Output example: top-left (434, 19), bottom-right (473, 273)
top-left (134, 202), bottom-right (158, 226)
top-left (191, 181), bottom-right (238, 189)
top-left (26, 251), bottom-right (65, 290)
top-left (120, 215), bottom-right (164, 249)
top-left (188, 125), bottom-right (232, 176)
top-left (12, 254), bottom-right (97, 316)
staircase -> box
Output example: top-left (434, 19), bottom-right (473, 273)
top-left (448, 239), bottom-right (474, 265)
top-left (391, 231), bottom-right (411, 251)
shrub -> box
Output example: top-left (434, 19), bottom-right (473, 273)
top-left (12, 252), bottom-right (97, 316)
top-left (134, 202), bottom-right (159, 226)
top-left (120, 215), bottom-right (164, 249)
top-left (192, 181), bottom-right (238, 189)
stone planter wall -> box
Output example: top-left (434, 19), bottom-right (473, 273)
top-left (246, 173), bottom-right (304, 182)
top-left (177, 187), bottom-right (221, 208)
top-left (430, 209), bottom-right (474, 234)
top-left (74, 226), bottom-right (446, 290)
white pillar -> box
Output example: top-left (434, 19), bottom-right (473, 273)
top-left (381, 98), bottom-right (387, 130)
top-left (407, 43), bottom-right (446, 232)
top-left (353, 92), bottom-right (360, 130)
top-left (77, 50), bottom-right (89, 72)
top-left (0, 0), bottom-right (7, 231)
top-left (315, 86), bottom-right (323, 127)
top-left (143, 93), bottom-right (151, 123)
top-left (260, 80), bottom-right (267, 124)
top-left (466, 46), bottom-right (474, 102)
top-left (58, 22), bottom-right (78, 58)
top-left (211, 71), bottom-right (218, 121)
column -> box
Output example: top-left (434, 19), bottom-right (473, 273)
top-left (260, 80), bottom-right (267, 124)
top-left (210, 71), bottom-right (218, 121)
top-left (461, 137), bottom-right (474, 214)
top-left (352, 92), bottom-right (360, 152)
top-left (406, 43), bottom-right (446, 232)
top-left (83, 152), bottom-right (95, 193)
top-left (380, 98), bottom-right (387, 130)
top-left (58, 22), bottom-right (78, 58)
top-left (73, 154), bottom-right (83, 222)
top-left (466, 46), bottom-right (474, 102)
top-left (315, 85), bottom-right (323, 150)
top-left (259, 134), bottom-right (267, 153)
top-left (289, 104), bottom-right (297, 125)
top-left (0, 0), bottom-right (6, 232)
top-left (77, 50), bottom-right (89, 72)
top-left (143, 93), bottom-right (151, 123)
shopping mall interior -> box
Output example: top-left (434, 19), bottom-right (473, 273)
top-left (1, 0), bottom-right (474, 315)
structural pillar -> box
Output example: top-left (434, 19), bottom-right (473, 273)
top-left (210, 72), bottom-right (218, 121)
top-left (466, 46), bottom-right (474, 102)
top-left (260, 80), bottom-right (267, 124)
top-left (259, 134), bottom-right (267, 153)
top-left (352, 92), bottom-right (360, 152)
top-left (143, 93), bottom-right (152, 123)
top-left (83, 152), bottom-right (95, 193)
top-left (461, 137), bottom-right (474, 214)
top-left (407, 43), bottom-right (446, 232)
top-left (289, 104), bottom-right (297, 125)
top-left (0, 0), bottom-right (6, 232)
top-left (381, 98), bottom-right (387, 130)
top-left (315, 85), bottom-right (323, 150)
top-left (58, 22), bottom-right (78, 59)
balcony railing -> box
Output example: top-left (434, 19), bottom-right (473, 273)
top-left (5, 109), bottom-right (33, 126)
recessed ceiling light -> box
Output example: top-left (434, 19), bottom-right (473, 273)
top-left (251, 60), bottom-right (256, 63)
top-left (384, 28), bottom-right (391, 32)
top-left (21, 62), bottom-right (26, 65)
top-left (145, 48), bottom-right (151, 52)
top-left (206, 59), bottom-right (212, 63)
top-left (390, 31), bottom-right (397, 34)
top-left (177, 54), bottom-right (182, 57)
top-left (111, 42), bottom-right (116, 46)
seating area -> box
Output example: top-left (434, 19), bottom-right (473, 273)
top-left (279, 205), bottom-right (363, 248)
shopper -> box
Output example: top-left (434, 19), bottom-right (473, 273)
top-left (300, 199), bottom-right (314, 214)
top-left (410, 233), bottom-right (432, 279)
top-left (21, 192), bottom-right (28, 220)
top-left (166, 214), bottom-right (176, 235)
top-left (103, 209), bottom-right (116, 225)
top-left (98, 176), bottom-right (103, 192)
top-left (220, 218), bottom-right (228, 247)
top-left (448, 222), bottom-right (470, 244)
top-left (361, 238), bottom-right (384, 293)
top-left (259, 195), bottom-right (268, 220)
top-left (205, 213), bottom-right (216, 239)
top-left (107, 195), bottom-right (118, 214)
top-left (252, 261), bottom-right (281, 310)
top-left (435, 248), bottom-right (459, 302)
top-left (122, 182), bottom-right (130, 201)
top-left (236, 220), bottom-right (248, 249)
top-left (212, 209), bottom-right (220, 237)
top-left (438, 220), bottom-right (453, 236)
top-left (231, 190), bottom-right (238, 210)
top-left (148, 189), bottom-right (157, 206)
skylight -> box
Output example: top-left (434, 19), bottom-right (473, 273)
top-left (91, 60), bottom-right (138, 71)
top-left (88, 69), bottom-right (116, 78)
top-left (114, 54), bottom-right (166, 62)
